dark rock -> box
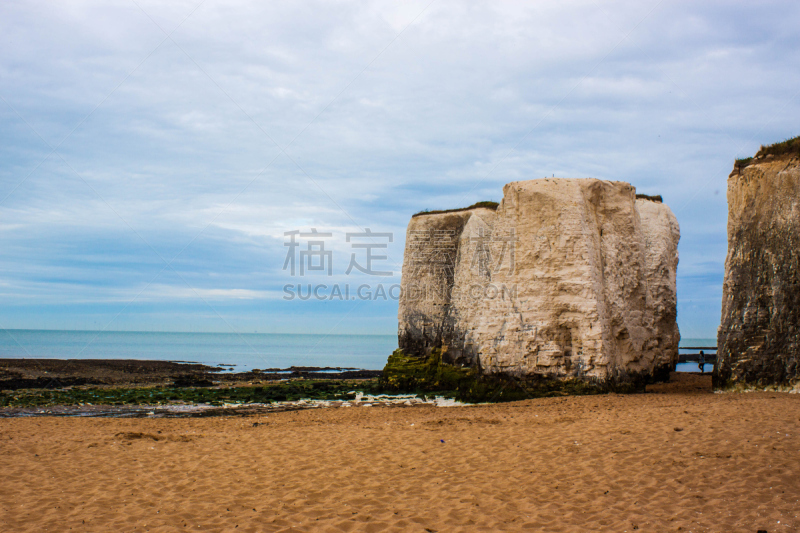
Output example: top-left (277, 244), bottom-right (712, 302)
top-left (171, 375), bottom-right (215, 387)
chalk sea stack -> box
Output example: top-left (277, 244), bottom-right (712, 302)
top-left (385, 178), bottom-right (680, 398)
top-left (716, 137), bottom-right (800, 389)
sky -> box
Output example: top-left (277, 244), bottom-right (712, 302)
top-left (1, 0), bottom-right (798, 339)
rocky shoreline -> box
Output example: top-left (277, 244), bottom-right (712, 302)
top-left (0, 358), bottom-right (382, 391)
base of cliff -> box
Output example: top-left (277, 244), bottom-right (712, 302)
top-left (381, 349), bottom-right (666, 403)
top-left (711, 374), bottom-right (800, 393)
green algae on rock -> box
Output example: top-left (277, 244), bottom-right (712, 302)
top-left (380, 348), bottom-right (649, 403)
top-left (0, 379), bottom-right (385, 409)
top-left (380, 348), bottom-right (478, 394)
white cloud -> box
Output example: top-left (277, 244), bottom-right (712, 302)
top-left (1, 0), bottom-right (799, 335)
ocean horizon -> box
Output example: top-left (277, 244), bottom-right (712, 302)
top-left (0, 329), bottom-right (398, 372)
top-left (0, 329), bottom-right (716, 373)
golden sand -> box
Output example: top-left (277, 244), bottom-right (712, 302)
top-left (1, 374), bottom-right (799, 532)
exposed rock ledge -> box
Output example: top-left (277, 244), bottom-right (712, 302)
top-left (716, 144), bottom-right (800, 389)
top-left (388, 178), bottom-right (680, 395)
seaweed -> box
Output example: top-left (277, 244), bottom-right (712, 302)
top-left (379, 349), bottom-right (631, 403)
top-left (0, 379), bottom-right (387, 409)
top-left (1, 349), bottom-right (661, 409)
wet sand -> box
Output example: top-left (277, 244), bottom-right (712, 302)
top-left (1, 373), bottom-right (799, 532)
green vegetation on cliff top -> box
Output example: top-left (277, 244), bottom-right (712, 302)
top-left (635, 193), bottom-right (663, 203)
top-left (735, 135), bottom-right (800, 169)
top-left (412, 201), bottom-right (499, 218)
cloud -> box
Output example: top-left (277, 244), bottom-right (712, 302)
top-left (1, 0), bottom-right (799, 335)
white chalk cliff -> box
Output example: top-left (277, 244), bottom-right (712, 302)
top-left (716, 149), bottom-right (800, 388)
top-left (398, 178), bottom-right (680, 383)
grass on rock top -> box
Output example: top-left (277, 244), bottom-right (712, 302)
top-left (412, 201), bottom-right (499, 218)
top-left (735, 134), bottom-right (800, 169)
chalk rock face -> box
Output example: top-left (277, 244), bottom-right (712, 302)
top-left (398, 178), bottom-right (681, 383)
top-left (716, 155), bottom-right (800, 387)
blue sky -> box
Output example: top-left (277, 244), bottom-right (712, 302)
top-left (1, 0), bottom-right (798, 338)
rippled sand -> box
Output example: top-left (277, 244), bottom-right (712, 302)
top-left (1, 373), bottom-right (799, 532)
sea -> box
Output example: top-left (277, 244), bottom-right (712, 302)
top-left (0, 330), bottom-right (717, 373)
top-left (0, 330), bottom-right (397, 372)
top-left (676, 338), bottom-right (718, 373)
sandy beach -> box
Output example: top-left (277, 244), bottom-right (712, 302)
top-left (1, 373), bottom-right (798, 532)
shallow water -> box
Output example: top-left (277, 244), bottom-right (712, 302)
top-left (0, 394), bottom-right (462, 418)
top-left (677, 338), bottom-right (716, 373)
top-left (676, 362), bottom-right (714, 373)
